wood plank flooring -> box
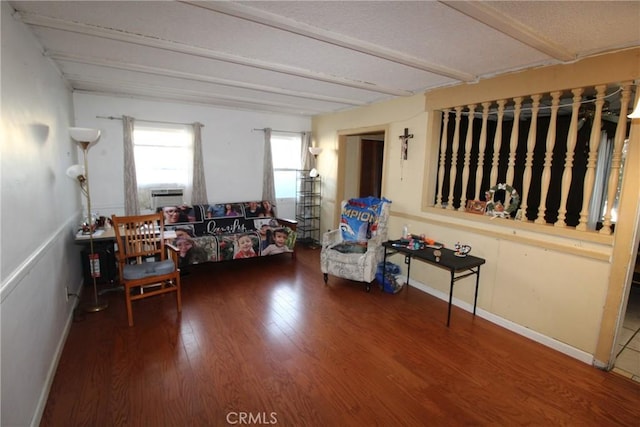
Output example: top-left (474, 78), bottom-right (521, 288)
top-left (41, 246), bottom-right (640, 426)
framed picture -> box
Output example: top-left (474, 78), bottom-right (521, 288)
top-left (465, 200), bottom-right (487, 215)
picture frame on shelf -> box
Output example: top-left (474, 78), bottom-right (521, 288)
top-left (465, 200), bottom-right (486, 215)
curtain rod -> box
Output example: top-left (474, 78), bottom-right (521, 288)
top-left (252, 128), bottom-right (308, 134)
top-left (96, 115), bottom-right (203, 127)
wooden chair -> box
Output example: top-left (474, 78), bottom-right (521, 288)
top-left (111, 213), bottom-right (182, 326)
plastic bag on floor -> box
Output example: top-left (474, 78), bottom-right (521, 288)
top-left (376, 261), bottom-right (403, 294)
top-left (377, 261), bottom-right (400, 275)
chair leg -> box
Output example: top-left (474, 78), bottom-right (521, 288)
top-left (175, 278), bottom-right (182, 313)
top-left (126, 288), bottom-right (134, 327)
top-left (323, 273), bottom-right (328, 285)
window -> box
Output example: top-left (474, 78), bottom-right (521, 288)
top-left (270, 132), bottom-right (302, 199)
top-left (133, 123), bottom-right (194, 210)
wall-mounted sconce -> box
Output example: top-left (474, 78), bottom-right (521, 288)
top-left (309, 146), bottom-right (323, 177)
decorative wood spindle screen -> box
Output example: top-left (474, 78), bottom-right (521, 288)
top-left (434, 82), bottom-right (633, 234)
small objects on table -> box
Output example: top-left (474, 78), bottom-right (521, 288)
top-left (454, 242), bottom-right (472, 257)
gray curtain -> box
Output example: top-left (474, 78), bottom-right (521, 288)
top-left (301, 131), bottom-right (312, 171)
top-left (587, 131), bottom-right (612, 229)
top-left (123, 115), bottom-right (140, 215)
top-left (191, 122), bottom-right (208, 204)
top-left (262, 128), bottom-right (276, 203)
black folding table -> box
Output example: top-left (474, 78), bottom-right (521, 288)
top-left (382, 240), bottom-right (486, 326)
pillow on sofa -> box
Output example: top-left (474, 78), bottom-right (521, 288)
top-left (158, 205), bottom-right (198, 225)
top-left (340, 196), bottom-right (390, 242)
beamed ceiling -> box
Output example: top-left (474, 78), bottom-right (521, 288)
top-left (7, 1), bottom-right (640, 116)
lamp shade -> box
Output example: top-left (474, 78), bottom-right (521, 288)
top-left (309, 146), bottom-right (323, 156)
top-left (66, 164), bottom-right (85, 180)
top-left (69, 127), bottom-right (101, 143)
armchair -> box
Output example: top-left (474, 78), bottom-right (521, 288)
top-left (320, 198), bottom-right (391, 291)
top-left (112, 213), bottom-right (182, 326)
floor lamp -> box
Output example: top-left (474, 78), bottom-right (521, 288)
top-left (67, 127), bottom-right (108, 312)
top-left (309, 146), bottom-right (323, 177)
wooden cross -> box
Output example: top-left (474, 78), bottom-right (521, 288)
top-left (399, 127), bottom-right (413, 160)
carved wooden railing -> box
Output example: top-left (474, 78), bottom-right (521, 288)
top-left (434, 82), bottom-right (633, 234)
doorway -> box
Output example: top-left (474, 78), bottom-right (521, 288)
top-left (333, 128), bottom-right (387, 227)
top-left (359, 137), bottom-right (384, 198)
top-left (339, 131), bottom-right (385, 202)
top-left (612, 243), bottom-right (640, 382)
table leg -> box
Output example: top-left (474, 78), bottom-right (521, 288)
top-left (447, 271), bottom-right (455, 327)
top-left (383, 249), bottom-right (388, 271)
top-left (473, 266), bottom-right (481, 316)
top-left (404, 254), bottom-right (412, 289)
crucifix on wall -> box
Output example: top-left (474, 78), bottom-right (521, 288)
top-left (399, 127), bottom-right (413, 160)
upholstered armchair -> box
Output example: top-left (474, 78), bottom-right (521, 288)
top-left (320, 198), bottom-right (391, 291)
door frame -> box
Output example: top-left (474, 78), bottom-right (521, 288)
top-left (334, 126), bottom-right (388, 226)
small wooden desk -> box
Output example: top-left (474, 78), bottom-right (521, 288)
top-left (382, 240), bottom-right (486, 326)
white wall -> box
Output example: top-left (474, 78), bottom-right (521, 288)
top-left (73, 94), bottom-right (311, 217)
top-left (1, 3), bottom-right (82, 425)
top-left (1, 4), bottom-right (311, 425)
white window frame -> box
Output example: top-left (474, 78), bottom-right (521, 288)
top-left (133, 122), bottom-right (194, 210)
top-left (271, 132), bottom-right (302, 199)
top-left (270, 132), bottom-right (302, 219)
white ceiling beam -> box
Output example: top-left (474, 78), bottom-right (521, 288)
top-left (47, 52), bottom-right (367, 107)
top-left (181, 0), bottom-right (476, 82)
top-left (65, 74), bottom-right (327, 115)
top-left (15, 11), bottom-right (413, 97)
top-left (79, 88), bottom-right (319, 116)
top-left (440, 1), bottom-right (575, 62)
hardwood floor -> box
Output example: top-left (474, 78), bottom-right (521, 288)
top-left (41, 246), bottom-right (640, 426)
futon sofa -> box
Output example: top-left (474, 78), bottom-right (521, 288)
top-left (157, 201), bottom-right (296, 268)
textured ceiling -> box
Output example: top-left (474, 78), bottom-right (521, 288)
top-left (7, 1), bottom-right (640, 116)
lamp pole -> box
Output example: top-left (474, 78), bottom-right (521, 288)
top-left (70, 128), bottom-right (108, 313)
top-left (81, 141), bottom-right (108, 312)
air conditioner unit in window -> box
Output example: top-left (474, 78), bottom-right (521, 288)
top-left (151, 189), bottom-right (184, 209)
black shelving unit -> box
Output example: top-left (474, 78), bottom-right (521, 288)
top-left (296, 170), bottom-right (321, 247)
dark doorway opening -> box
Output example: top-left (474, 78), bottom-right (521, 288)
top-left (359, 138), bottom-right (384, 198)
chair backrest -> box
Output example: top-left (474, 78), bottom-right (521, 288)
top-left (111, 213), bottom-right (167, 264)
top-left (340, 197), bottom-right (390, 242)
top-left (375, 201), bottom-right (390, 241)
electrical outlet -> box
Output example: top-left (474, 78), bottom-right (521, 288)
top-left (65, 286), bottom-right (69, 302)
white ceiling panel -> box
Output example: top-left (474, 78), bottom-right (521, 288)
top-left (487, 1), bottom-right (640, 54)
top-left (7, 0), bottom-right (640, 116)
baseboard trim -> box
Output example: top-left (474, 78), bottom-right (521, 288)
top-left (403, 276), bottom-right (595, 366)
